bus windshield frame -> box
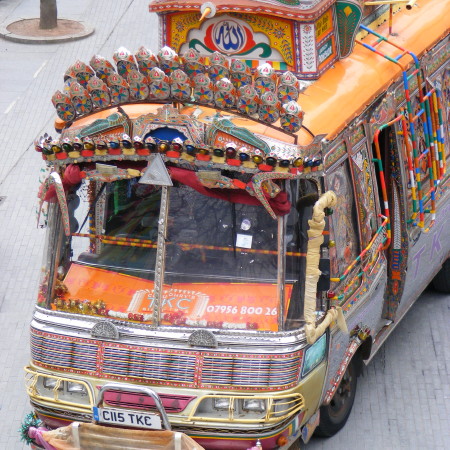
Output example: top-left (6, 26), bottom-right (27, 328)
top-left (39, 175), bottom-right (313, 332)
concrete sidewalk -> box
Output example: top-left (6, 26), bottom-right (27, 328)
top-left (0, 1), bottom-right (448, 449)
top-left (0, 1), bottom-right (158, 448)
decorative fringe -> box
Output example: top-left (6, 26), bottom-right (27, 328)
top-left (19, 412), bottom-right (42, 445)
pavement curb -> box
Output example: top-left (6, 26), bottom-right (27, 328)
top-left (0, 18), bottom-right (94, 44)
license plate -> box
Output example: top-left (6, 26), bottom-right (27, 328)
top-left (93, 406), bottom-right (162, 429)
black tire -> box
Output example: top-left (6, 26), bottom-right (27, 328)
top-left (431, 259), bottom-right (450, 293)
top-left (314, 355), bottom-right (358, 437)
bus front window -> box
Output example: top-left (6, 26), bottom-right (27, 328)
top-left (42, 176), bottom-right (303, 332)
top-left (160, 183), bottom-right (282, 330)
top-left (74, 179), bottom-right (161, 276)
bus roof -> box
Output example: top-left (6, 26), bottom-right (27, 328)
top-left (300, 0), bottom-right (450, 142)
top-left (48, 0), bottom-right (449, 170)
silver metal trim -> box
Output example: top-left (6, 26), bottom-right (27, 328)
top-left (31, 308), bottom-right (309, 353)
top-left (91, 321), bottom-right (120, 340)
top-left (277, 214), bottom-right (286, 331)
top-left (153, 185), bottom-right (169, 326)
top-left (96, 383), bottom-right (171, 430)
top-left (188, 330), bottom-right (218, 348)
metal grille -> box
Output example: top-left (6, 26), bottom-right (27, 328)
top-left (31, 329), bottom-right (302, 390)
top-left (102, 347), bottom-right (197, 384)
top-left (31, 333), bottom-right (98, 372)
top-left (200, 354), bottom-right (301, 388)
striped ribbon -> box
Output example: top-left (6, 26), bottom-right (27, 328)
top-left (71, 232), bottom-right (307, 256)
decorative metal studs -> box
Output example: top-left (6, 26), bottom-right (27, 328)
top-left (91, 321), bottom-right (120, 340)
top-left (188, 329), bottom-right (218, 348)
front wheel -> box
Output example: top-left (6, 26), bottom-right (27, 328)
top-left (431, 258), bottom-right (450, 293)
top-left (315, 356), bottom-right (358, 437)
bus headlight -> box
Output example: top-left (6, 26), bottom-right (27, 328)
top-left (213, 397), bottom-right (232, 411)
top-left (241, 399), bottom-right (266, 413)
top-left (66, 382), bottom-right (88, 396)
top-left (190, 394), bottom-right (304, 422)
top-left (42, 377), bottom-right (62, 390)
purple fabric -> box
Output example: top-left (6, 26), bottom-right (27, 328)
top-left (28, 427), bottom-right (58, 450)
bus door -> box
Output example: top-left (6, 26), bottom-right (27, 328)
top-left (371, 125), bottom-right (409, 321)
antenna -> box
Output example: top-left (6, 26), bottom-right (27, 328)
top-left (364, 1), bottom-right (417, 35)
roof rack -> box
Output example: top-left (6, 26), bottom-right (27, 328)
top-left (357, 24), bottom-right (445, 231)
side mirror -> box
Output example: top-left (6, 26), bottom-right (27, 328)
top-left (317, 258), bottom-right (330, 291)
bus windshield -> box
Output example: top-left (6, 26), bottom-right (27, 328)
top-left (40, 177), bottom-right (302, 331)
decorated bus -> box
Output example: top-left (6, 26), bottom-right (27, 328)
top-left (22, 0), bottom-right (449, 449)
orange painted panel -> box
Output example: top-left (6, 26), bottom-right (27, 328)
top-left (301, 0), bottom-right (450, 140)
top-left (60, 263), bottom-right (292, 331)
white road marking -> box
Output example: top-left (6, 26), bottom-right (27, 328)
top-left (34, 60), bottom-right (48, 78)
top-left (4, 99), bottom-right (17, 114)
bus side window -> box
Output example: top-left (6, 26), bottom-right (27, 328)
top-left (285, 179), bottom-right (319, 329)
top-left (326, 161), bottom-right (360, 280)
